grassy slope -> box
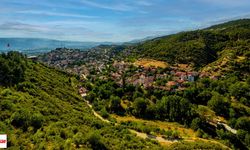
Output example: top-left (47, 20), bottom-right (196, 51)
top-left (0, 61), bottom-right (162, 149)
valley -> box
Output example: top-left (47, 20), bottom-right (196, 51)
top-left (37, 19), bottom-right (250, 150)
top-left (0, 19), bottom-right (249, 149)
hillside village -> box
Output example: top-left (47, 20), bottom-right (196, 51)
top-left (41, 49), bottom-right (219, 93)
top-left (84, 59), bottom-right (220, 90)
top-left (36, 19), bottom-right (250, 150)
top-left (39, 47), bottom-right (222, 95)
top-left (1, 0), bottom-right (250, 147)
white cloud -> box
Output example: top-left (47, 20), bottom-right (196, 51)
top-left (18, 10), bottom-right (97, 19)
top-left (0, 22), bottom-right (49, 32)
top-left (197, 0), bottom-right (250, 7)
top-left (80, 0), bottom-right (134, 11)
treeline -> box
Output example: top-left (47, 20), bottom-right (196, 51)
top-left (0, 51), bottom-right (27, 86)
top-left (180, 75), bottom-right (250, 149)
top-left (84, 66), bottom-right (250, 149)
top-left (85, 78), bottom-right (196, 126)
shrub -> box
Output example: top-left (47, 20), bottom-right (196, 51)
top-left (0, 100), bottom-right (14, 110)
top-left (1, 88), bottom-right (13, 96)
top-left (11, 109), bottom-right (31, 130)
top-left (86, 131), bottom-right (107, 150)
top-left (207, 93), bottom-right (230, 117)
top-left (30, 113), bottom-right (44, 130)
top-left (100, 107), bottom-right (109, 118)
top-left (235, 117), bottom-right (250, 131)
top-left (191, 118), bottom-right (202, 131)
top-left (171, 130), bottom-right (180, 139)
top-left (11, 110), bottom-right (44, 130)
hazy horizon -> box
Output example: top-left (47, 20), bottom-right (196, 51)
top-left (0, 0), bottom-right (250, 42)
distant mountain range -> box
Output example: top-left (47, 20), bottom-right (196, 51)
top-left (125, 36), bottom-right (157, 44)
top-left (0, 38), bottom-right (114, 55)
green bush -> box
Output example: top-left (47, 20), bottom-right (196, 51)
top-left (207, 93), bottom-right (230, 117)
top-left (10, 109), bottom-right (31, 130)
top-left (10, 110), bottom-right (44, 130)
top-left (100, 107), bottom-right (109, 118)
top-left (86, 131), bottom-right (107, 150)
top-left (191, 117), bottom-right (202, 131)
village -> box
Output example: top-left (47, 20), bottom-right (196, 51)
top-left (79, 59), bottom-right (219, 96)
top-left (38, 47), bottom-right (221, 97)
top-left (111, 60), bottom-right (211, 90)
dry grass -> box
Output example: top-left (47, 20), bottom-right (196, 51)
top-left (236, 56), bottom-right (246, 62)
top-left (120, 100), bottom-right (131, 109)
top-left (197, 105), bottom-right (227, 123)
top-left (112, 115), bottom-right (229, 148)
top-left (112, 114), bottom-right (196, 138)
top-left (134, 59), bottom-right (168, 68)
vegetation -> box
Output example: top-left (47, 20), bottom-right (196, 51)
top-left (2, 19), bottom-right (249, 149)
top-left (0, 52), bottom-right (27, 86)
top-left (165, 140), bottom-right (229, 150)
top-left (0, 52), bottom-right (162, 149)
top-left (123, 19), bottom-right (250, 69)
top-left (80, 19), bottom-right (250, 149)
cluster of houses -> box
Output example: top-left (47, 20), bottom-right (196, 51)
top-left (38, 48), bottom-right (88, 69)
top-left (110, 61), bottom-right (216, 91)
top-left (77, 59), bottom-right (218, 96)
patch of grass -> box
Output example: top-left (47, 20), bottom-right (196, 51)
top-left (112, 115), bottom-right (196, 138)
top-left (134, 59), bottom-right (169, 68)
top-left (197, 105), bottom-right (227, 123)
top-left (166, 140), bottom-right (230, 150)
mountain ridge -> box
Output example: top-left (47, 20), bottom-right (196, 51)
top-left (0, 37), bottom-right (115, 55)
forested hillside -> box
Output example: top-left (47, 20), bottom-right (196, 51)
top-left (3, 19), bottom-right (249, 150)
top-left (127, 19), bottom-right (250, 69)
top-left (0, 52), bottom-right (162, 149)
top-left (77, 19), bottom-right (250, 149)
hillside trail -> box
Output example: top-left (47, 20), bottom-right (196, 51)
top-left (82, 98), bottom-right (178, 145)
top-left (218, 122), bottom-right (237, 134)
top-left (84, 100), bottom-right (110, 123)
top-left (81, 94), bottom-right (231, 149)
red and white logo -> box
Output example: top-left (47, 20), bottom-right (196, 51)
top-left (0, 134), bottom-right (7, 148)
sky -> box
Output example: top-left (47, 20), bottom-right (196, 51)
top-left (0, 0), bottom-right (250, 42)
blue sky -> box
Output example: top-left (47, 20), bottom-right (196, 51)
top-left (0, 0), bottom-right (250, 42)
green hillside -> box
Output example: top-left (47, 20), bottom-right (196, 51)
top-left (129, 19), bottom-right (250, 69)
top-left (0, 52), bottom-right (162, 149)
top-left (79, 19), bottom-right (249, 149)
top-left (1, 19), bottom-right (249, 150)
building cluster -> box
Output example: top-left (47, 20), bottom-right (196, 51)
top-left (109, 61), bottom-right (216, 91)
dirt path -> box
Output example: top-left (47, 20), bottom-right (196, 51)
top-left (129, 129), bottom-right (178, 144)
top-left (84, 100), bottom-right (110, 123)
top-left (83, 99), bottom-right (178, 145)
top-left (219, 123), bottom-right (237, 134)
top-left (83, 99), bottom-right (230, 149)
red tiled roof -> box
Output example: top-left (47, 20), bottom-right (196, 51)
top-left (177, 80), bottom-right (184, 83)
top-left (167, 81), bottom-right (177, 86)
top-left (175, 72), bottom-right (186, 76)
